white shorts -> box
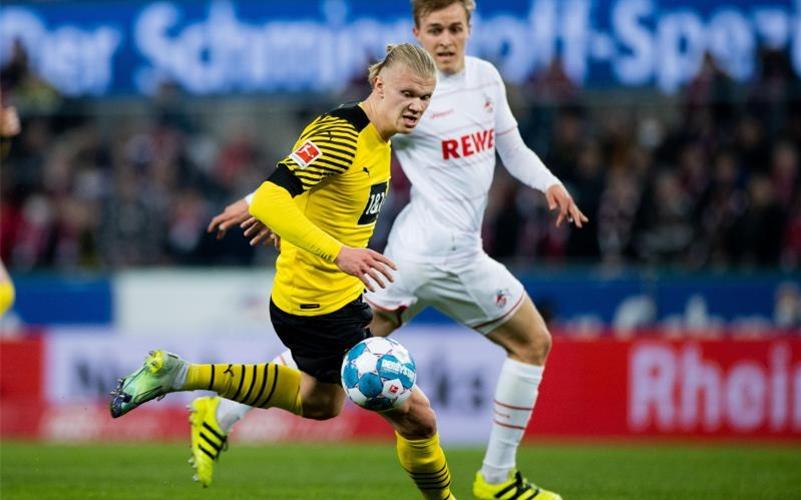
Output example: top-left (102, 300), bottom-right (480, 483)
top-left (365, 250), bottom-right (525, 334)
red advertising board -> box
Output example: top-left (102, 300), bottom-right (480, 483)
top-left (1, 335), bottom-right (799, 442)
top-left (533, 337), bottom-right (801, 439)
top-left (0, 335), bottom-right (44, 438)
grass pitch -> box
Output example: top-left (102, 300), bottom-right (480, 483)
top-left (1, 441), bottom-right (799, 499)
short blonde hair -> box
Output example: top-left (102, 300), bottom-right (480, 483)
top-left (411, 0), bottom-right (476, 27)
top-left (367, 43), bottom-right (437, 86)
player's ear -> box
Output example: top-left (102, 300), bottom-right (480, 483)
top-left (412, 25), bottom-right (420, 40)
top-left (374, 75), bottom-right (385, 98)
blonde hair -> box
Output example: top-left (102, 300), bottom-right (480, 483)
top-left (411, 0), bottom-right (476, 27)
top-left (367, 43), bottom-right (437, 86)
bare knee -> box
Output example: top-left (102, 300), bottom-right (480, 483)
top-left (301, 393), bottom-right (345, 420)
top-left (500, 324), bottom-right (552, 365)
top-left (520, 325), bottom-right (552, 364)
top-left (298, 373), bottom-right (346, 420)
top-left (301, 401), bottom-right (342, 420)
top-left (303, 408), bottom-right (340, 420)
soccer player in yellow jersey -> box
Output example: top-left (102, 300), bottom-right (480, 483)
top-left (201, 3), bottom-right (572, 499)
top-left (110, 44), bottom-right (457, 499)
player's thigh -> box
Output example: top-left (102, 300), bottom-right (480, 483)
top-left (426, 254), bottom-right (525, 334)
top-left (485, 293), bottom-right (552, 364)
top-left (365, 256), bottom-right (429, 331)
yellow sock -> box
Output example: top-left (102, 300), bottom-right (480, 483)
top-left (183, 363), bottom-right (302, 415)
top-left (396, 432), bottom-right (454, 500)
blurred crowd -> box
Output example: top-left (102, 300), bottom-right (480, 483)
top-left (1, 42), bottom-right (800, 273)
top-left (490, 49), bottom-right (801, 271)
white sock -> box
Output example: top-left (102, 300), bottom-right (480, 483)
top-left (171, 358), bottom-right (189, 390)
top-left (214, 350), bottom-right (298, 432)
top-left (480, 358), bottom-right (544, 484)
top-left (216, 397), bottom-right (253, 432)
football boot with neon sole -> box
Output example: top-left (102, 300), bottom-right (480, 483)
top-left (188, 396), bottom-right (228, 487)
top-left (473, 470), bottom-right (562, 500)
top-left (109, 350), bottom-right (186, 418)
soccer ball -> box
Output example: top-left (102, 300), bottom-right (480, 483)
top-left (341, 337), bottom-right (416, 411)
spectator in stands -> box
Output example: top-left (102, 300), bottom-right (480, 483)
top-left (732, 175), bottom-right (786, 266)
top-left (633, 170), bottom-right (694, 264)
top-left (1, 39), bottom-right (800, 274)
top-left (565, 140), bottom-right (603, 260)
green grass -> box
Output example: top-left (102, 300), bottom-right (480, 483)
top-left (1, 441), bottom-right (799, 499)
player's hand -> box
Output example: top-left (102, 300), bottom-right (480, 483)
top-left (546, 184), bottom-right (588, 228)
top-left (207, 199), bottom-right (250, 240)
top-left (241, 217), bottom-right (280, 249)
top-left (0, 106), bottom-right (20, 138)
top-left (335, 247), bottom-right (397, 292)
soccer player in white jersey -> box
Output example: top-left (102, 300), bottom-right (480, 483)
top-left (195, 1), bottom-right (585, 498)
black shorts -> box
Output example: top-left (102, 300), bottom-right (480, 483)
top-left (270, 296), bottom-right (373, 384)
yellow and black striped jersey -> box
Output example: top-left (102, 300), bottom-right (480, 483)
top-left (265, 104), bottom-right (391, 315)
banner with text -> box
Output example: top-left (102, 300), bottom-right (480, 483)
top-left (1, 0), bottom-right (799, 96)
top-left (2, 329), bottom-right (799, 442)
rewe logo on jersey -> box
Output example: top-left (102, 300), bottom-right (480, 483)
top-left (290, 140), bottom-right (323, 168)
top-left (441, 128), bottom-right (495, 160)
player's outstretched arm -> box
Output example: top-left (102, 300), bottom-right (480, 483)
top-left (494, 127), bottom-right (588, 228)
top-left (334, 247), bottom-right (397, 292)
top-left (208, 198), bottom-right (280, 247)
top-left (492, 80), bottom-right (588, 229)
top-left (545, 184), bottom-right (589, 228)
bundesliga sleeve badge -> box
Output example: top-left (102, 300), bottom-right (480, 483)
top-left (289, 140), bottom-right (323, 169)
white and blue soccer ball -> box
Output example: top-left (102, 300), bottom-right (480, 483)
top-left (341, 337), bottom-right (416, 412)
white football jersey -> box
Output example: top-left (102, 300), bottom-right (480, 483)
top-left (389, 56), bottom-right (518, 262)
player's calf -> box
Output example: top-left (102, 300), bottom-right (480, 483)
top-left (383, 391), bottom-right (454, 500)
top-left (383, 390), bottom-right (437, 439)
top-left (183, 352), bottom-right (316, 489)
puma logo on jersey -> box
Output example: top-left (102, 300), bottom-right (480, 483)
top-left (290, 140), bottom-right (323, 168)
top-left (441, 128), bottom-right (495, 160)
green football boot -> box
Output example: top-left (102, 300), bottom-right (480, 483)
top-left (109, 350), bottom-right (187, 418)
